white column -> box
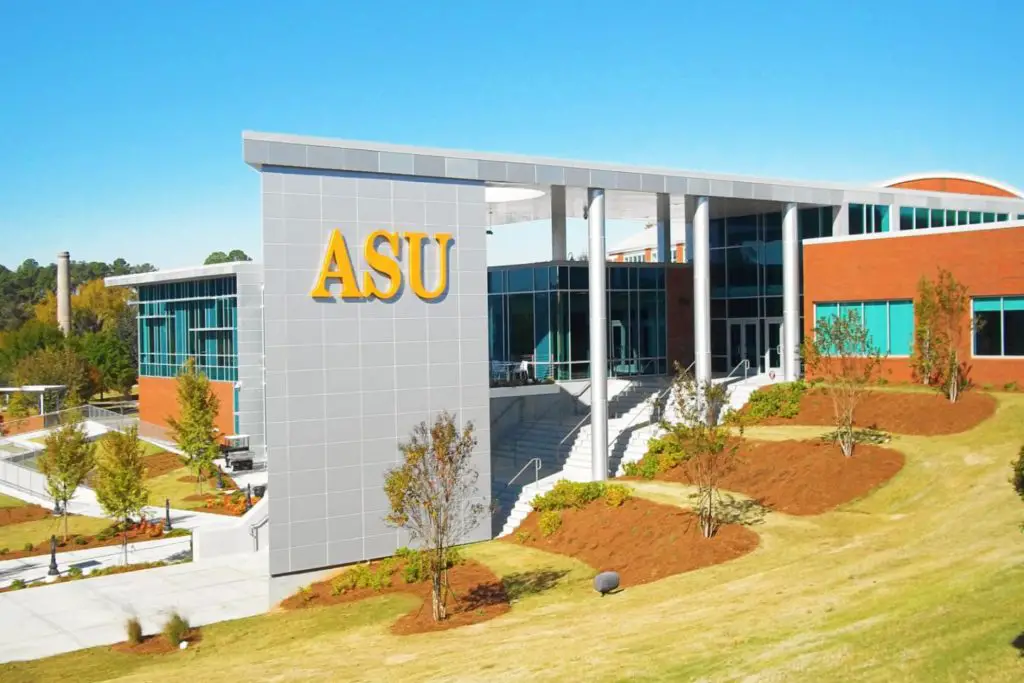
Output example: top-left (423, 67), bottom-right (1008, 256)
top-left (656, 193), bottom-right (671, 263)
top-left (551, 185), bottom-right (567, 260)
top-left (782, 202), bottom-right (800, 381)
top-left (692, 196), bottom-right (711, 383)
top-left (587, 188), bottom-right (608, 481)
top-left (832, 203), bottom-right (849, 236)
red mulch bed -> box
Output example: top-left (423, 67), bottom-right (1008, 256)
top-left (654, 439), bottom-right (905, 515)
top-left (110, 631), bottom-right (201, 655)
top-left (0, 522), bottom-right (169, 560)
top-left (510, 498), bottom-right (759, 587)
top-left (757, 389), bottom-right (996, 435)
top-left (280, 559), bottom-right (510, 635)
top-left (0, 503), bottom-right (51, 527)
top-left (176, 472), bottom-right (240, 490)
top-left (144, 452), bottom-right (186, 479)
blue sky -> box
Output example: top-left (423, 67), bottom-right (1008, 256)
top-left (1, 0), bottom-right (1021, 269)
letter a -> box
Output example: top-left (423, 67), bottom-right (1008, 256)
top-left (404, 232), bottom-right (453, 300)
top-left (310, 229), bottom-right (362, 298)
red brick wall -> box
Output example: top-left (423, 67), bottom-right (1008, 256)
top-left (139, 376), bottom-right (236, 436)
top-left (644, 248), bottom-right (652, 263)
top-left (666, 265), bottom-right (695, 370)
top-left (0, 414), bottom-right (45, 436)
top-left (803, 226), bottom-right (1024, 385)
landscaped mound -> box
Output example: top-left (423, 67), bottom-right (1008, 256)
top-left (510, 482), bottom-right (758, 587)
top-left (755, 389), bottom-right (996, 435)
top-left (0, 519), bottom-right (188, 560)
top-left (0, 502), bottom-right (51, 527)
top-left (280, 548), bottom-right (510, 635)
top-left (650, 439), bottom-right (905, 515)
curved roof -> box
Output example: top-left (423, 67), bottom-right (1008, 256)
top-left (880, 172), bottom-right (1023, 199)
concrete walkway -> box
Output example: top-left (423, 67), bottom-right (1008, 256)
top-left (0, 536), bottom-right (193, 589)
top-left (0, 551), bottom-right (269, 663)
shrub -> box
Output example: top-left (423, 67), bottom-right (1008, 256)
top-left (1005, 381), bottom-right (1020, 392)
top-left (74, 536), bottom-right (89, 545)
top-left (0, 548), bottom-right (7, 556)
top-left (67, 566), bottom-right (83, 578)
top-left (745, 381), bottom-right (806, 421)
top-left (604, 484), bottom-right (632, 507)
top-left (624, 432), bottom-right (694, 479)
top-left (532, 481), bottom-right (605, 511)
top-left (514, 530), bottom-right (532, 544)
top-left (125, 617), bottom-right (143, 645)
top-left (330, 559), bottom-right (397, 595)
top-left (623, 454), bottom-right (661, 479)
top-left (22, 542), bottom-right (34, 552)
top-left (1012, 446), bottom-right (1024, 502)
top-left (96, 528), bottom-right (114, 541)
top-left (163, 612), bottom-right (190, 646)
top-left (10, 579), bottom-right (26, 590)
top-left (538, 511), bottom-right (562, 537)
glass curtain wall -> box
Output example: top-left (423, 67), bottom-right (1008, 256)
top-left (137, 276), bottom-right (239, 381)
top-left (488, 263), bottom-right (667, 381)
top-left (709, 208), bottom-right (832, 373)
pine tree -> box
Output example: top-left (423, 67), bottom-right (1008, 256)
top-left (166, 357), bottom-right (221, 494)
top-left (93, 426), bottom-right (149, 564)
top-left (39, 410), bottom-right (96, 540)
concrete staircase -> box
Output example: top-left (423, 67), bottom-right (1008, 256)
top-left (492, 377), bottom-right (669, 537)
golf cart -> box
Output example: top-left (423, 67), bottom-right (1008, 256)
top-left (220, 434), bottom-right (254, 472)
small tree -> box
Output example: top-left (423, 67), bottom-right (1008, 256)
top-left (802, 310), bottom-right (885, 457)
top-left (912, 269), bottom-right (974, 402)
top-left (39, 410), bottom-right (96, 540)
top-left (166, 358), bottom-right (220, 494)
top-left (93, 426), bottom-right (149, 564)
top-left (910, 275), bottom-right (939, 386)
top-left (663, 362), bottom-right (740, 538)
top-left (384, 411), bottom-right (484, 622)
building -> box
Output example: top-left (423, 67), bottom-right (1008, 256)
top-left (608, 221), bottom-right (686, 263)
top-left (106, 134), bottom-right (1024, 585)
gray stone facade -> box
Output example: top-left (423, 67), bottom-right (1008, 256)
top-left (259, 167), bottom-right (491, 577)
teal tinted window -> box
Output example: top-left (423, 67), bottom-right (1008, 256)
top-left (888, 301), bottom-right (914, 356)
top-left (930, 209), bottom-right (945, 228)
top-left (983, 212), bottom-right (996, 223)
top-left (849, 204), bottom-right (864, 235)
top-left (874, 205), bottom-right (890, 233)
top-left (973, 296), bottom-right (1024, 357)
top-left (1003, 297), bottom-right (1024, 312)
top-left (814, 299), bottom-right (914, 356)
top-left (969, 211), bottom-right (982, 224)
top-left (899, 207), bottom-right (914, 231)
top-left (959, 211), bottom-right (970, 225)
top-left (973, 298), bottom-right (1001, 312)
top-left (915, 207), bottom-right (930, 230)
top-left (946, 210), bottom-right (957, 226)
top-left (998, 213), bottom-right (1009, 222)
top-left (863, 301), bottom-right (888, 352)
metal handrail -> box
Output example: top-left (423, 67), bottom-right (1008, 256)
top-left (724, 358), bottom-right (751, 382)
top-left (250, 514), bottom-right (270, 552)
top-left (500, 457), bottom-right (543, 496)
top-left (559, 411), bottom-right (591, 447)
top-left (615, 360), bottom-right (695, 439)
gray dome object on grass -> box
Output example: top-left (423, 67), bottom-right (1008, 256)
top-left (594, 571), bottom-right (620, 596)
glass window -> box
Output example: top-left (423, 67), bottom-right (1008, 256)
top-left (534, 267), bottom-right (551, 291)
top-left (1005, 309), bottom-right (1024, 356)
top-left (958, 210), bottom-right (969, 225)
top-left (997, 213), bottom-right (1009, 222)
top-left (863, 301), bottom-right (888, 352)
top-left (975, 310), bottom-right (1002, 356)
top-left (569, 266), bottom-right (588, 290)
top-left (849, 204), bottom-right (865, 235)
top-left (915, 207), bottom-right (930, 230)
top-left (983, 212), bottom-right (996, 223)
top-left (888, 301), bottom-right (914, 356)
top-left (711, 298), bottom-right (727, 318)
top-left (727, 214), bottom-right (758, 247)
top-left (899, 206), bottom-right (914, 231)
top-left (820, 206), bottom-right (834, 238)
top-left (874, 205), bottom-right (890, 233)
top-left (975, 297), bottom-right (1024, 357)
top-left (533, 292), bottom-right (550, 362)
top-left (930, 209), bottom-right (945, 229)
top-left (728, 298), bottom-right (758, 318)
top-left (814, 299), bottom-right (913, 356)
top-left (726, 247), bottom-right (758, 298)
top-left (638, 268), bottom-right (659, 290)
top-left (608, 266), bottom-right (629, 291)
top-left (710, 249), bottom-right (726, 298)
top-left (945, 210), bottom-right (957, 226)
top-left (710, 219), bottom-right (726, 249)
top-left (798, 207), bottom-right (820, 240)
top-left (969, 211), bottom-right (982, 224)
top-left (487, 270), bottom-right (504, 294)
top-left (764, 296), bottom-right (783, 317)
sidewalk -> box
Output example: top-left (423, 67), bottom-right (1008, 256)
top-left (0, 551), bottom-right (269, 663)
top-left (0, 536), bottom-right (193, 589)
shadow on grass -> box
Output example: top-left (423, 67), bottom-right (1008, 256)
top-left (1012, 631), bottom-right (1024, 657)
top-left (501, 569), bottom-right (571, 601)
top-left (681, 493), bottom-right (768, 528)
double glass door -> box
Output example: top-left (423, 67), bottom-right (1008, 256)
top-left (728, 317), bottom-right (784, 374)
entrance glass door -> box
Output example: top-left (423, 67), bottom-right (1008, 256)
top-left (763, 317), bottom-right (783, 373)
top-left (728, 319), bottom-right (760, 374)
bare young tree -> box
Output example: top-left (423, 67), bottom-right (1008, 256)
top-left (664, 362), bottom-right (739, 538)
top-left (384, 411), bottom-right (484, 621)
top-left (803, 310), bottom-right (885, 457)
top-left (39, 408), bottom-right (96, 540)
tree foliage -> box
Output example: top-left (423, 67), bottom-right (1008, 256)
top-left (0, 319), bottom-right (64, 385)
top-left (80, 331), bottom-right (137, 398)
top-left (39, 410), bottom-right (96, 540)
top-left (384, 411), bottom-right (484, 622)
top-left (911, 268), bottom-right (973, 403)
top-left (802, 311), bottom-right (886, 457)
top-left (204, 250), bottom-right (252, 265)
top-left (93, 426), bottom-right (149, 563)
top-left (662, 362), bottom-right (740, 538)
top-left (166, 358), bottom-right (221, 493)
top-left (34, 279), bottom-right (134, 335)
top-left (12, 346), bottom-right (97, 410)
top-left (0, 257), bottom-right (154, 333)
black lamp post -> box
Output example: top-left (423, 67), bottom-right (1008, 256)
top-left (47, 535), bottom-right (59, 577)
top-left (165, 498), bottom-right (172, 531)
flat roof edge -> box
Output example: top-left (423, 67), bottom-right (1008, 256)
top-left (105, 261), bottom-right (261, 287)
top-left (804, 219), bottom-right (1024, 246)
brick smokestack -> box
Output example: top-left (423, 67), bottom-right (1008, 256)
top-left (57, 251), bottom-right (71, 336)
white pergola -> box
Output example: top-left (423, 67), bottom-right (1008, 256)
top-left (0, 385), bottom-right (67, 416)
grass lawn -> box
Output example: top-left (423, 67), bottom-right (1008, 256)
top-left (4, 391), bottom-right (1024, 682)
top-left (0, 492), bottom-right (27, 509)
top-left (145, 465), bottom-right (227, 511)
top-left (0, 514), bottom-right (111, 553)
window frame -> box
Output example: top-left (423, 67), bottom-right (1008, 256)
top-left (971, 296), bottom-right (1024, 358)
top-left (812, 299), bottom-right (913, 357)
